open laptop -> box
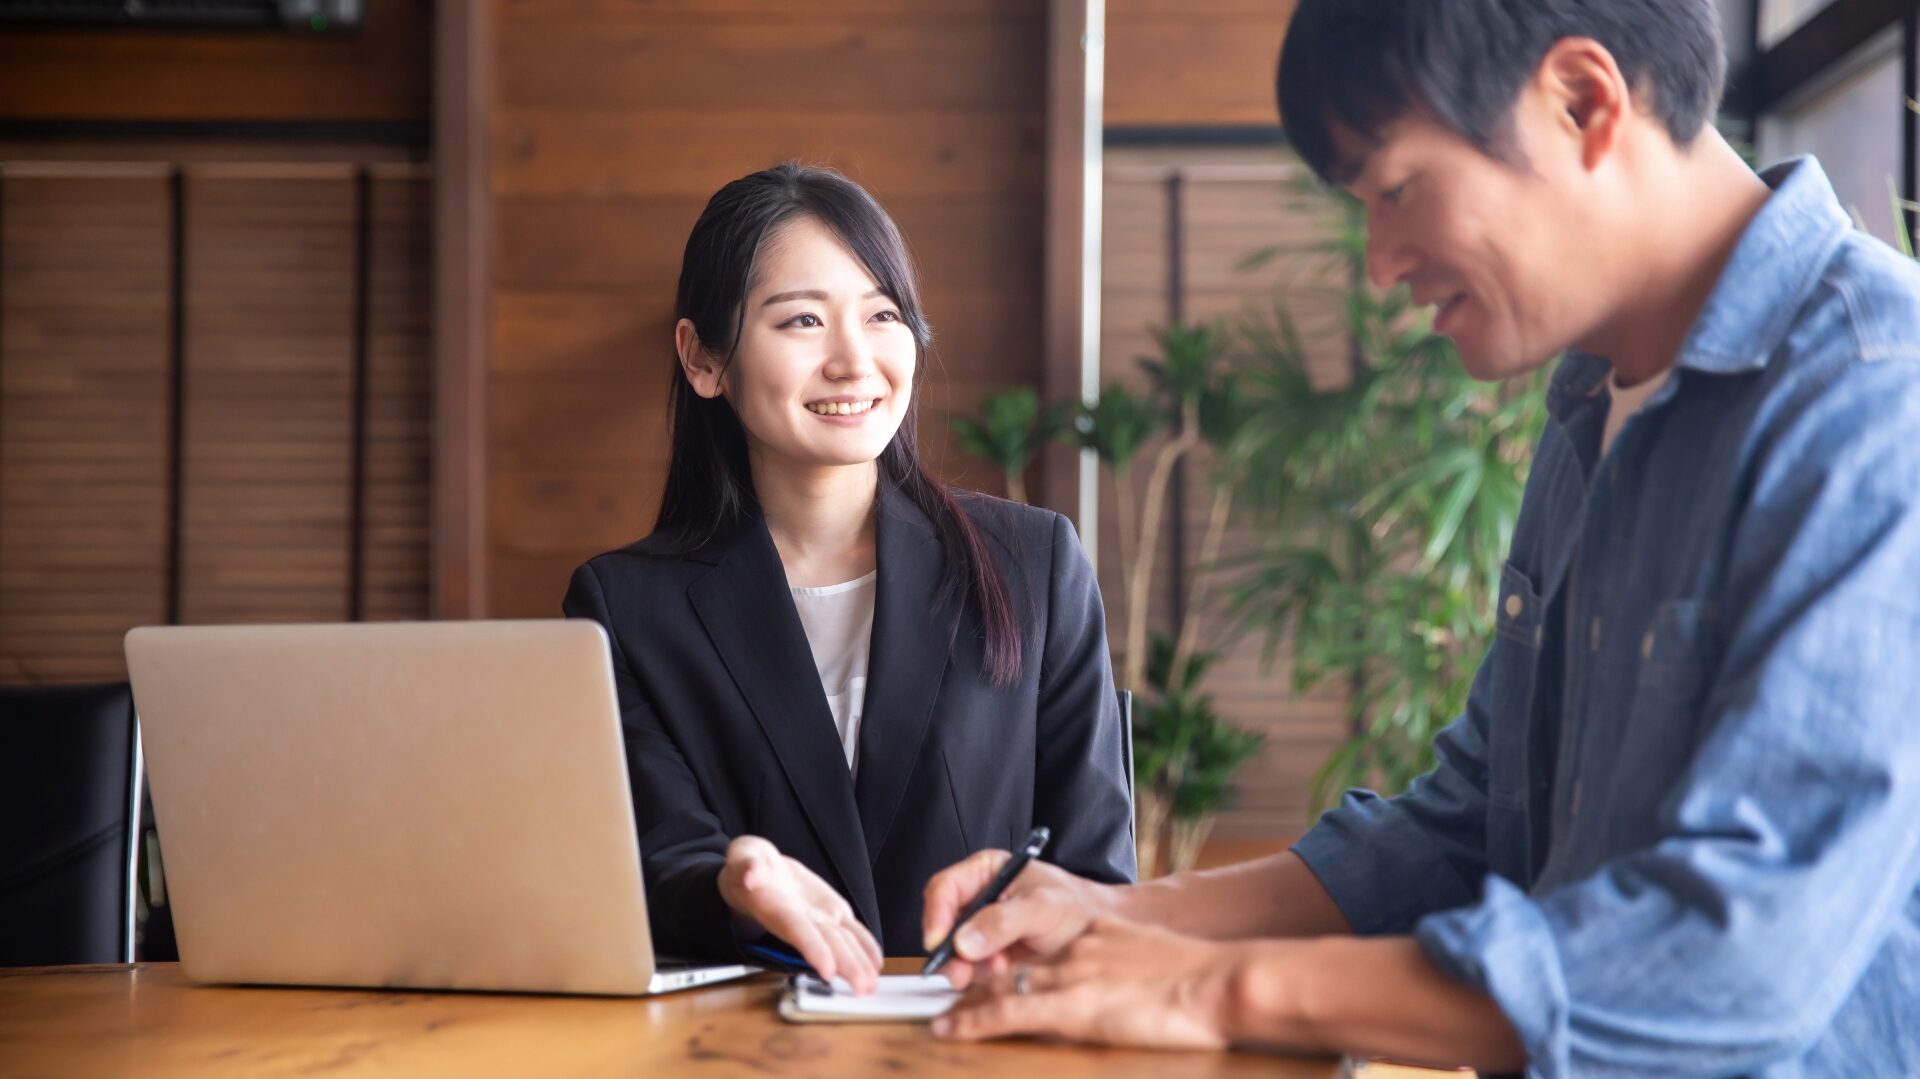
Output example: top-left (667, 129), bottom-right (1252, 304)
top-left (124, 620), bottom-right (755, 995)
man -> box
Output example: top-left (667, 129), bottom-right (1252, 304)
top-left (919, 1), bottom-right (1920, 1074)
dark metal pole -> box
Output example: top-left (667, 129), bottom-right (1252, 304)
top-left (348, 168), bottom-right (373, 622)
top-left (164, 169), bottom-right (186, 625)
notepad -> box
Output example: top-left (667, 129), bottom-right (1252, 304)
top-left (776, 974), bottom-right (960, 1023)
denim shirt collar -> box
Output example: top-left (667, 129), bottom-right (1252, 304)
top-left (1546, 156), bottom-right (1854, 423)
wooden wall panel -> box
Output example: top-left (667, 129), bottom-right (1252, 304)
top-left (484, 0), bottom-right (1052, 618)
top-left (1101, 145), bottom-right (1351, 839)
top-left (360, 170), bottom-right (434, 621)
top-left (178, 170), bottom-right (358, 625)
top-left (1105, 0), bottom-right (1297, 127)
top-left (0, 170), bottom-right (172, 683)
top-left (0, 0), bottom-right (430, 124)
top-left (0, 162), bottom-right (435, 684)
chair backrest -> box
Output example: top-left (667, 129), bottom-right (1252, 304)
top-left (0, 682), bottom-right (141, 966)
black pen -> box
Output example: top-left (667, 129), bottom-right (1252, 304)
top-left (922, 826), bottom-right (1050, 977)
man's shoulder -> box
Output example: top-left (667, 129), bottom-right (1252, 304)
top-left (1828, 232), bottom-right (1920, 363)
top-left (1803, 232), bottom-right (1920, 368)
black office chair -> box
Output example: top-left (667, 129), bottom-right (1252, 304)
top-left (0, 682), bottom-right (145, 966)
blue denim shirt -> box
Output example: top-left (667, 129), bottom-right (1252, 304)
top-left (1293, 158), bottom-right (1920, 1077)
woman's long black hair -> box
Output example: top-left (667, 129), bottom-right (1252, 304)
top-left (655, 163), bottom-right (1021, 687)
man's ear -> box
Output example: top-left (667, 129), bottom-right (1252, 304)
top-left (1535, 36), bottom-right (1630, 171)
top-left (675, 319), bottom-right (726, 399)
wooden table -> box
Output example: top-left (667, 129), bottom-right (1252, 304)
top-left (0, 960), bottom-right (1345, 1078)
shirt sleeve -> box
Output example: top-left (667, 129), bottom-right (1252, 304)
top-left (1290, 651), bottom-right (1498, 935)
top-left (1415, 367), bottom-right (1920, 1077)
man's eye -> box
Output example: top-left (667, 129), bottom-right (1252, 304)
top-left (1380, 183), bottom-right (1407, 206)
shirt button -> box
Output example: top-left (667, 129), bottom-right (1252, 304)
top-left (1505, 594), bottom-right (1523, 618)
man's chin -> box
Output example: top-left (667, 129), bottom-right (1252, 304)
top-left (1454, 342), bottom-right (1552, 383)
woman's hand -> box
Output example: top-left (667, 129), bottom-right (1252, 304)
top-left (932, 917), bottom-right (1245, 1049)
top-left (920, 848), bottom-right (1118, 989)
top-left (717, 835), bottom-right (881, 993)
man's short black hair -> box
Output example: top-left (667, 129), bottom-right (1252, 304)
top-left (1276, 0), bottom-right (1727, 185)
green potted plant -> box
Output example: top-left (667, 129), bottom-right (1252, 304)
top-left (946, 387), bottom-right (1065, 505)
top-left (1222, 184), bottom-right (1549, 808)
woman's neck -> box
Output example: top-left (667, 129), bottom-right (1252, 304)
top-left (749, 451), bottom-right (880, 588)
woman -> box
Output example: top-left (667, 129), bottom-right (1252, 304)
top-left (563, 164), bottom-right (1134, 990)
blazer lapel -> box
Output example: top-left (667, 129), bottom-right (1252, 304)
top-left (685, 514), bottom-right (881, 932)
top-left (853, 485), bottom-right (953, 861)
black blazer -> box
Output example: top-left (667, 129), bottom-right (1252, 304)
top-left (563, 485), bottom-right (1136, 960)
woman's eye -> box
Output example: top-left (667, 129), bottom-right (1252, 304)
top-left (780, 313), bottom-right (822, 329)
top-left (872, 309), bottom-right (901, 323)
top-left (1380, 182), bottom-right (1408, 207)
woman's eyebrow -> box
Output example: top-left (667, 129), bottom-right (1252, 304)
top-left (761, 288), bottom-right (886, 306)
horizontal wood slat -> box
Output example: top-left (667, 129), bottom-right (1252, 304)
top-left (484, 9), bottom-right (1051, 616)
top-left (0, 175), bottom-right (172, 683)
top-left (0, 167), bottom-right (433, 683)
top-left (1105, 0), bottom-right (1298, 128)
top-left (0, 0), bottom-right (430, 125)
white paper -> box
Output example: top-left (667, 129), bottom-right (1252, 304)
top-left (785, 973), bottom-right (960, 1019)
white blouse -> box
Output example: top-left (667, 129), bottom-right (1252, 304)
top-left (789, 570), bottom-right (877, 775)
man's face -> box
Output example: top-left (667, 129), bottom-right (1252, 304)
top-left (1342, 109), bottom-right (1597, 381)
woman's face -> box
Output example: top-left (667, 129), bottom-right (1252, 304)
top-left (680, 215), bottom-right (916, 473)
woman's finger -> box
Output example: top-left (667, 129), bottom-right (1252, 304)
top-left (824, 922), bottom-right (875, 994)
top-left (760, 896), bottom-right (839, 983)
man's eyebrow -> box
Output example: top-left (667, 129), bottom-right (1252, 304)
top-left (761, 288), bottom-right (887, 306)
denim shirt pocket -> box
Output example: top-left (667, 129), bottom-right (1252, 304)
top-left (1487, 561), bottom-right (1546, 812)
top-left (1609, 599), bottom-right (1723, 837)
top-left (1636, 599), bottom-right (1719, 697)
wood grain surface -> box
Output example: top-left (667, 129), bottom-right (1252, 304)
top-left (0, 960), bottom-right (1343, 1078)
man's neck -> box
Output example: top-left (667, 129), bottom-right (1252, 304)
top-left (750, 450), bottom-right (880, 588)
top-left (1582, 134), bottom-right (1774, 387)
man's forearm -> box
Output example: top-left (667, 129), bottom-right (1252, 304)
top-left (1225, 935), bottom-right (1526, 1071)
top-left (1110, 850), bottom-right (1353, 940)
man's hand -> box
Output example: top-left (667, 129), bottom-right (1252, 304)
top-left (932, 917), bottom-right (1244, 1049)
top-left (717, 835), bottom-right (881, 993)
top-left (920, 848), bottom-right (1117, 989)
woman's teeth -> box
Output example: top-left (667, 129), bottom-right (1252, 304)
top-left (807, 399), bottom-right (877, 416)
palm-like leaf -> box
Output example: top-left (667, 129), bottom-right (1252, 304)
top-left (1223, 175), bottom-right (1549, 810)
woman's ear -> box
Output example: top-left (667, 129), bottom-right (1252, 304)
top-left (675, 319), bottom-right (726, 399)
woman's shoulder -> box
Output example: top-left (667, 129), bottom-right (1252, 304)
top-left (574, 528), bottom-right (715, 585)
top-left (949, 489), bottom-right (1075, 560)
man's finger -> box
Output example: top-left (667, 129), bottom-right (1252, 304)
top-left (921, 849), bottom-right (1011, 949)
top-left (937, 956), bottom-right (980, 989)
top-left (952, 895), bottom-right (1071, 961)
top-left (935, 985), bottom-right (1075, 1042)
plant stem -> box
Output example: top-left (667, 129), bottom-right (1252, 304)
top-left (1135, 789), bottom-right (1171, 879)
top-left (1113, 462), bottom-right (1138, 666)
top-left (1167, 812), bottom-right (1218, 875)
top-left (1124, 403), bottom-right (1201, 692)
top-left (1170, 480), bottom-right (1234, 689)
top-left (1005, 468), bottom-right (1027, 505)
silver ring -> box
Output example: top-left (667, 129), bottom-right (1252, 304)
top-left (1013, 964), bottom-right (1033, 996)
